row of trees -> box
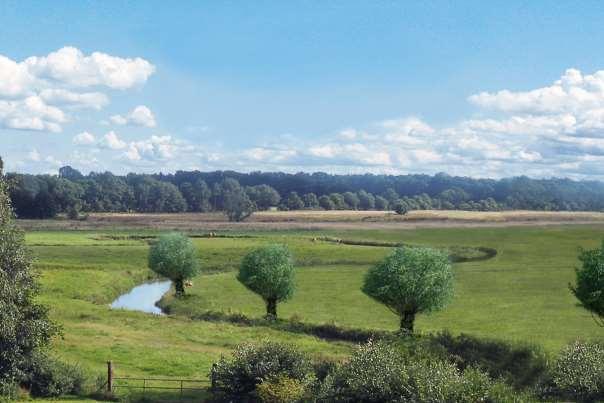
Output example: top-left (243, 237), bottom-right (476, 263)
top-left (149, 233), bottom-right (452, 333)
top-left (7, 165), bottom-right (604, 219)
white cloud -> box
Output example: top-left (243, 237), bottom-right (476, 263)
top-left (28, 149), bottom-right (40, 162)
top-left (124, 135), bottom-right (179, 161)
top-left (0, 47), bottom-right (154, 133)
top-left (102, 131), bottom-right (127, 150)
top-left (73, 131), bottom-right (96, 145)
top-left (0, 96), bottom-right (66, 132)
top-left (110, 105), bottom-right (156, 128)
top-left (40, 89), bottom-right (109, 110)
top-left (24, 46), bottom-right (155, 89)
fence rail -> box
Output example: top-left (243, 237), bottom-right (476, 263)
top-left (106, 361), bottom-right (210, 398)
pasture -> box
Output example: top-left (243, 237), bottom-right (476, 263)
top-left (24, 220), bottom-right (604, 399)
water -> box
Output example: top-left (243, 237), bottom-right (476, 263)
top-left (110, 280), bottom-right (172, 315)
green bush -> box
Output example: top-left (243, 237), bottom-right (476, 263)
top-left (429, 331), bottom-right (548, 390)
top-left (551, 341), bottom-right (604, 401)
top-left (256, 375), bottom-right (306, 402)
top-left (210, 341), bottom-right (313, 399)
top-left (21, 354), bottom-right (87, 398)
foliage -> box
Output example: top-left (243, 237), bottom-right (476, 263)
top-left (256, 375), bottom-right (306, 403)
top-left (237, 244), bottom-right (296, 318)
top-left (429, 331), bottom-right (548, 390)
top-left (247, 184), bottom-right (281, 211)
top-left (550, 341), bottom-right (604, 401)
top-left (222, 178), bottom-right (256, 221)
top-left (392, 199), bottom-right (409, 215)
top-left (318, 195), bottom-right (335, 210)
top-left (362, 247), bottom-right (453, 333)
top-left (285, 191), bottom-right (305, 211)
top-left (570, 241), bottom-right (604, 325)
top-left (210, 341), bottom-right (313, 399)
top-left (0, 163), bottom-right (58, 393)
top-left (21, 353), bottom-right (87, 397)
top-left (148, 232), bottom-right (200, 296)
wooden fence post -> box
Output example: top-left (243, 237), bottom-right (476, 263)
top-left (107, 361), bottom-right (113, 393)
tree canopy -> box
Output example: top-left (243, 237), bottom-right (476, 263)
top-left (0, 158), bottom-right (58, 393)
top-left (237, 244), bottom-right (296, 319)
top-left (148, 233), bottom-right (200, 296)
top-left (570, 241), bottom-right (604, 326)
top-left (362, 247), bottom-right (453, 333)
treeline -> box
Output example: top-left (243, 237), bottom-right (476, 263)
top-left (7, 166), bottom-right (604, 219)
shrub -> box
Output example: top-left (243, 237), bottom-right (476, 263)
top-left (210, 341), bottom-right (313, 399)
top-left (256, 375), bottom-right (306, 403)
top-left (551, 341), bottom-right (604, 401)
top-left (21, 354), bottom-right (87, 397)
top-left (570, 241), bottom-right (604, 326)
top-left (429, 331), bottom-right (548, 390)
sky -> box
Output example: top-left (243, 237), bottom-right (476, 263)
top-left (3, 1), bottom-right (604, 179)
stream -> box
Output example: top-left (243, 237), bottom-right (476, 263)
top-left (110, 280), bottom-right (172, 315)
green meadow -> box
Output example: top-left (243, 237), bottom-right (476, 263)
top-left (27, 224), bottom-right (604, 399)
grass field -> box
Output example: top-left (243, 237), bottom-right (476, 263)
top-left (24, 221), bottom-right (604, 400)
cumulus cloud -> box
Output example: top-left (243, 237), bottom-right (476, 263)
top-left (101, 131), bottom-right (127, 150)
top-left (73, 131), bottom-right (96, 145)
top-left (24, 46), bottom-right (155, 89)
top-left (110, 105), bottom-right (156, 128)
top-left (0, 47), bottom-right (155, 133)
top-left (124, 135), bottom-right (181, 161)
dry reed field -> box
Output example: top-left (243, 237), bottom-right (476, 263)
top-left (16, 209), bottom-right (604, 231)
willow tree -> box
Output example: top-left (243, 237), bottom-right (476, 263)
top-left (0, 157), bottom-right (57, 394)
top-left (571, 241), bottom-right (604, 326)
top-left (148, 233), bottom-right (200, 297)
top-left (362, 247), bottom-right (453, 334)
top-left (237, 244), bottom-right (296, 319)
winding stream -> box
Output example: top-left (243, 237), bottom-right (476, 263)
top-left (110, 280), bottom-right (172, 315)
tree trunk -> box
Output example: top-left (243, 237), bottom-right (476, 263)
top-left (266, 298), bottom-right (277, 319)
top-left (175, 278), bottom-right (185, 297)
top-left (400, 310), bottom-right (416, 334)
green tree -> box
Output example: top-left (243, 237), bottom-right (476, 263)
top-left (0, 158), bottom-right (58, 393)
top-left (392, 199), bottom-right (409, 215)
top-left (302, 193), bottom-right (319, 209)
top-left (374, 195), bottom-right (389, 210)
top-left (222, 178), bottom-right (256, 221)
top-left (570, 241), bottom-right (604, 326)
top-left (285, 191), bottom-right (305, 210)
top-left (318, 195), bottom-right (335, 210)
top-left (357, 190), bottom-right (375, 210)
top-left (343, 191), bottom-right (360, 210)
top-left (329, 193), bottom-right (347, 210)
top-left (237, 244), bottom-right (296, 319)
top-left (246, 184), bottom-right (280, 210)
top-left (362, 247), bottom-right (453, 333)
top-left (148, 233), bottom-right (200, 297)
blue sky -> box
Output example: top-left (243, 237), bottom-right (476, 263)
top-left (3, 1), bottom-right (604, 178)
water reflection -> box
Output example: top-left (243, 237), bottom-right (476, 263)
top-left (110, 280), bottom-right (172, 315)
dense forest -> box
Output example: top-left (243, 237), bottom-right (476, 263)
top-left (7, 165), bottom-right (604, 219)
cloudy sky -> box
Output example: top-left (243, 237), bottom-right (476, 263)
top-left (3, 1), bottom-right (604, 179)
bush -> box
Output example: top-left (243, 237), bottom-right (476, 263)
top-left (21, 354), bottom-right (87, 397)
top-left (429, 331), bottom-right (548, 390)
top-left (210, 341), bottom-right (313, 399)
top-left (550, 341), bottom-right (604, 401)
top-left (256, 375), bottom-right (306, 403)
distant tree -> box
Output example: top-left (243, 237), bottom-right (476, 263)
top-left (0, 160), bottom-right (58, 393)
top-left (318, 195), bottom-right (335, 210)
top-left (302, 193), bottom-right (319, 209)
top-left (222, 178), bottom-right (256, 221)
top-left (392, 199), bottom-right (409, 215)
top-left (570, 241), bottom-right (604, 326)
top-left (329, 193), bottom-right (347, 210)
top-left (285, 192), bottom-right (305, 211)
top-left (58, 166), bottom-right (83, 181)
top-left (246, 185), bottom-right (280, 210)
top-left (439, 187), bottom-right (470, 208)
top-left (382, 188), bottom-right (399, 205)
top-left (357, 190), bottom-right (375, 210)
top-left (362, 247), bottom-right (453, 333)
top-left (180, 179), bottom-right (212, 212)
top-left (148, 233), bottom-right (200, 297)
top-left (343, 192), bottom-right (360, 210)
top-left (374, 195), bottom-right (389, 211)
top-left (237, 244), bottom-right (296, 319)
